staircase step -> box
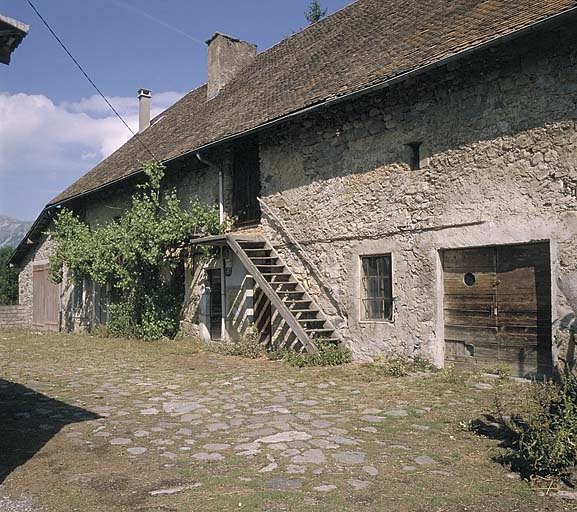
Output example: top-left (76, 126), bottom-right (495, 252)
top-left (238, 240), bottom-right (266, 246)
top-left (271, 281), bottom-right (298, 287)
top-left (227, 234), bottom-right (341, 353)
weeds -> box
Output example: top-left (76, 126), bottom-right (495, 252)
top-left (280, 339), bottom-right (352, 368)
top-left (369, 354), bottom-right (434, 377)
top-left (482, 363), bottom-right (513, 381)
top-left (505, 373), bottom-right (577, 480)
top-left (207, 326), bottom-right (265, 359)
top-left (433, 365), bottom-right (467, 385)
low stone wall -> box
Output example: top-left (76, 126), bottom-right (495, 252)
top-left (0, 305), bottom-right (28, 328)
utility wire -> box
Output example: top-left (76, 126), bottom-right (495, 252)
top-left (25, 0), bottom-right (159, 163)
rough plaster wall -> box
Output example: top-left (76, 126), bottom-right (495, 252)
top-left (259, 26), bottom-right (577, 364)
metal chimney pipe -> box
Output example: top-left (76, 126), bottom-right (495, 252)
top-left (137, 88), bottom-right (151, 133)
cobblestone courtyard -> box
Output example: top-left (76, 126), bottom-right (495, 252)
top-left (0, 330), bottom-right (571, 511)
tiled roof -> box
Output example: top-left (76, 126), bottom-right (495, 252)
top-left (50, 0), bottom-right (577, 205)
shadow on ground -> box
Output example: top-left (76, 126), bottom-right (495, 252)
top-left (0, 378), bottom-right (101, 484)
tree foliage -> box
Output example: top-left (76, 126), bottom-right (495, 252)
top-left (49, 162), bottom-right (223, 339)
top-left (305, 0), bottom-right (327, 24)
top-left (0, 246), bottom-right (19, 305)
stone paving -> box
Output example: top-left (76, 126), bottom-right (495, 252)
top-left (0, 331), bottom-right (570, 511)
top-left (69, 370), bottom-right (405, 489)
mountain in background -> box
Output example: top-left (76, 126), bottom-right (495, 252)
top-left (0, 215), bottom-right (31, 248)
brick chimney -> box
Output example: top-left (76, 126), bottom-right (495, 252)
top-left (138, 88), bottom-right (151, 133)
top-left (206, 33), bottom-right (256, 100)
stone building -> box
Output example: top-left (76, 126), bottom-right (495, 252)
top-left (9, 0), bottom-right (577, 377)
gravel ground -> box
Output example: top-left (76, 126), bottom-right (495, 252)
top-left (0, 496), bottom-right (41, 512)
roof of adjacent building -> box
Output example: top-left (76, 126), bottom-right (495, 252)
top-left (0, 14), bottom-right (29, 65)
top-left (48, 0), bottom-right (577, 207)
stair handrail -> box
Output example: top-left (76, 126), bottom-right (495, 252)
top-left (257, 197), bottom-right (347, 321)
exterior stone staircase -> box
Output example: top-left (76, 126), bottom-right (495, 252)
top-left (226, 234), bottom-right (340, 353)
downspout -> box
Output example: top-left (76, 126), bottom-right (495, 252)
top-left (196, 152), bottom-right (227, 340)
top-left (196, 152), bottom-right (224, 224)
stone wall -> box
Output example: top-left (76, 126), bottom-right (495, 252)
top-left (258, 23), bottom-right (577, 364)
top-left (0, 305), bottom-right (27, 327)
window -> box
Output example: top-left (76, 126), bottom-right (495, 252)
top-left (361, 255), bottom-right (393, 321)
top-left (407, 141), bottom-right (423, 170)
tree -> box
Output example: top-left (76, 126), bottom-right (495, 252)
top-left (0, 246), bottom-right (19, 305)
top-left (305, 0), bottom-right (327, 24)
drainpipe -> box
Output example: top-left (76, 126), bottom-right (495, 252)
top-left (196, 152), bottom-right (224, 224)
top-left (196, 152), bottom-right (227, 340)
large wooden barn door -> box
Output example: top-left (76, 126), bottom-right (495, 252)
top-left (443, 243), bottom-right (551, 377)
top-left (32, 263), bottom-right (60, 331)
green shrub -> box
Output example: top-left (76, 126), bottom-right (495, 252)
top-left (507, 373), bottom-right (577, 479)
top-left (208, 326), bottom-right (265, 359)
top-left (281, 339), bottom-right (352, 368)
top-left (49, 161), bottom-right (222, 341)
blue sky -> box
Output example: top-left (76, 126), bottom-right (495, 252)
top-left (0, 0), bottom-right (351, 221)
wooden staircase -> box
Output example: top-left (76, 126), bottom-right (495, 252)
top-left (226, 234), bottom-right (341, 353)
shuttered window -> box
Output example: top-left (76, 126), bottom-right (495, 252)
top-left (361, 255), bottom-right (393, 321)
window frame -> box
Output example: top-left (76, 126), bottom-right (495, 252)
top-left (359, 253), bottom-right (394, 323)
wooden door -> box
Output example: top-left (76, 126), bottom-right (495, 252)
top-left (443, 243), bottom-right (551, 377)
top-left (232, 140), bottom-right (261, 225)
top-left (443, 248), bottom-right (498, 365)
top-left (496, 244), bottom-right (552, 376)
top-left (207, 269), bottom-right (222, 341)
top-left (32, 263), bottom-right (60, 331)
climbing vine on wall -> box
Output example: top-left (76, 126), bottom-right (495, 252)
top-left (49, 161), bottom-right (223, 340)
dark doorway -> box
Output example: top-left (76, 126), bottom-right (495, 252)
top-left (443, 242), bottom-right (552, 377)
top-left (232, 138), bottom-right (261, 224)
top-left (207, 269), bottom-right (222, 340)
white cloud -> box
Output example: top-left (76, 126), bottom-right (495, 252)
top-left (0, 90), bottom-right (184, 177)
top-left (61, 91), bottom-right (183, 118)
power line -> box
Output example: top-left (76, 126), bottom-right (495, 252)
top-left (25, 0), bottom-right (159, 163)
